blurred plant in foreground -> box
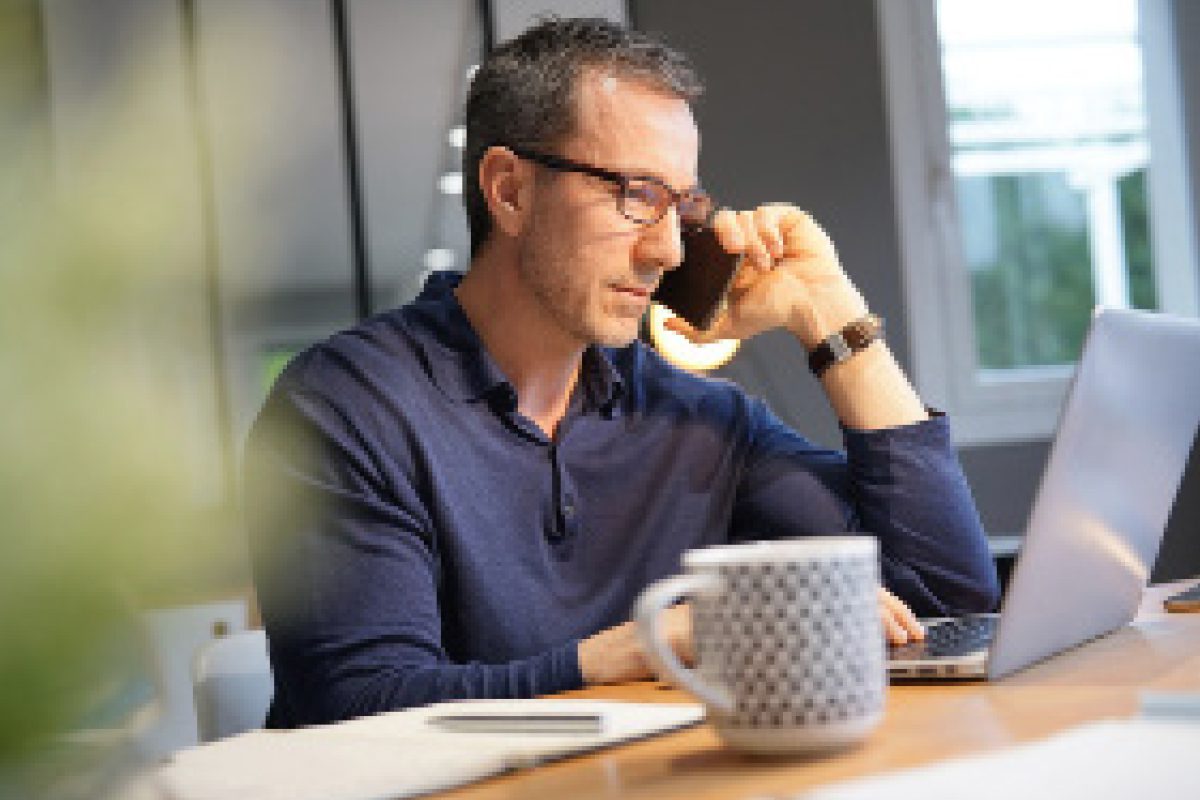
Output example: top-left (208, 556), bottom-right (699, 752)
top-left (0, 7), bottom-right (270, 797)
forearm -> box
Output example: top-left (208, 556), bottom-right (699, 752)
top-left (270, 634), bottom-right (583, 726)
top-left (786, 289), bottom-right (996, 607)
top-left (844, 416), bottom-right (1000, 615)
top-left (808, 337), bottom-right (928, 431)
top-left (702, 206), bottom-right (992, 611)
top-left (781, 274), bottom-right (927, 431)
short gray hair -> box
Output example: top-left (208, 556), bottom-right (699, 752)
top-left (463, 17), bottom-right (703, 256)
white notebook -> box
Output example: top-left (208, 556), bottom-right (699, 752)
top-left (157, 699), bottom-right (704, 800)
top-left (802, 718), bottom-right (1200, 799)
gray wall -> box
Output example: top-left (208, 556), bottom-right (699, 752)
top-left (631, 0), bottom-right (1200, 581)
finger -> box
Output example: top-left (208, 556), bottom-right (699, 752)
top-left (666, 603), bottom-right (695, 666)
top-left (662, 314), bottom-right (703, 342)
top-left (889, 592), bottom-right (924, 640)
top-left (880, 588), bottom-right (925, 641)
top-left (729, 272), bottom-right (754, 294)
top-left (729, 258), bottom-right (759, 291)
top-left (737, 210), bottom-right (773, 269)
top-left (663, 313), bottom-right (721, 344)
top-left (879, 588), bottom-right (907, 644)
top-left (778, 206), bottom-right (837, 262)
top-left (881, 608), bottom-right (909, 645)
top-left (711, 208), bottom-right (744, 254)
top-left (903, 611), bottom-right (925, 640)
top-left (753, 205), bottom-right (785, 261)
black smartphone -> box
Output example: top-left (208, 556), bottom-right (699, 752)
top-left (652, 226), bottom-right (741, 330)
top-left (1164, 583), bottom-right (1200, 613)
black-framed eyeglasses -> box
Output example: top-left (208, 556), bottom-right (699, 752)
top-left (508, 145), bottom-right (714, 228)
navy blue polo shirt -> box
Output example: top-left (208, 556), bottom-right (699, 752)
top-left (245, 272), bottom-right (998, 728)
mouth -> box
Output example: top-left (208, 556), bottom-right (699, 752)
top-left (611, 283), bottom-right (655, 301)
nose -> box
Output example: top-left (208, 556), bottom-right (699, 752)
top-left (633, 206), bottom-right (685, 274)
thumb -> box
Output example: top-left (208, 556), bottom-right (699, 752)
top-left (663, 315), bottom-right (717, 344)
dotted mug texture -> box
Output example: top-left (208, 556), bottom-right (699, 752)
top-left (688, 539), bottom-right (885, 752)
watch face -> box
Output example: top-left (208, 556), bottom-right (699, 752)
top-left (844, 321), bottom-right (872, 349)
top-left (808, 315), bottom-right (883, 377)
top-left (846, 315), bottom-right (883, 349)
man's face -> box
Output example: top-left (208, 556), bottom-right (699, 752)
top-left (515, 71), bottom-right (700, 348)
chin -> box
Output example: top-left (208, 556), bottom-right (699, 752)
top-left (593, 332), bottom-right (638, 349)
top-left (587, 317), bottom-right (642, 349)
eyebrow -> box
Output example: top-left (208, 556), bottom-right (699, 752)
top-left (618, 169), bottom-right (704, 198)
top-left (607, 161), bottom-right (700, 192)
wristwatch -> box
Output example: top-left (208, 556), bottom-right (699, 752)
top-left (807, 313), bottom-right (884, 377)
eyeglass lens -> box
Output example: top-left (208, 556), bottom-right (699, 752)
top-left (621, 180), bottom-right (712, 226)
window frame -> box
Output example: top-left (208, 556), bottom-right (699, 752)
top-left (876, 0), bottom-right (1199, 445)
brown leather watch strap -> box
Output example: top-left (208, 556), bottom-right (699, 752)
top-left (807, 313), bottom-right (884, 377)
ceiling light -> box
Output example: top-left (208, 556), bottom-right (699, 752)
top-left (423, 248), bottom-right (456, 271)
top-left (438, 172), bottom-right (463, 195)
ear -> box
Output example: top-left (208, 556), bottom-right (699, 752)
top-left (478, 146), bottom-right (531, 240)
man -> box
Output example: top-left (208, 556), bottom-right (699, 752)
top-left (245, 17), bottom-right (999, 728)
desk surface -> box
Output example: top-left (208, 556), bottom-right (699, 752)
top-left (436, 578), bottom-right (1200, 800)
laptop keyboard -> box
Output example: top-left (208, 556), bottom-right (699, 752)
top-left (890, 615), bottom-right (999, 660)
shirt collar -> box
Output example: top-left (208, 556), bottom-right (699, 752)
top-left (581, 345), bottom-right (626, 413)
top-left (409, 271), bottom-right (626, 412)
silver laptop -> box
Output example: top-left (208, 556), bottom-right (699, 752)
top-left (888, 307), bottom-right (1200, 680)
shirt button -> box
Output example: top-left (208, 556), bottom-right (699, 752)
top-left (499, 386), bottom-right (518, 411)
top-left (563, 502), bottom-right (576, 518)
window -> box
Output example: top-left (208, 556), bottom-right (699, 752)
top-left (878, 0), bottom-right (1198, 444)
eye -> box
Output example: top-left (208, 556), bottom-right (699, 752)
top-left (624, 180), bottom-right (668, 212)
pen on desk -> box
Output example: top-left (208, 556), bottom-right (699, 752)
top-left (426, 713), bottom-right (605, 734)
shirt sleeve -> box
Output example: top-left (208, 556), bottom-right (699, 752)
top-left (243, 382), bottom-right (583, 728)
top-left (732, 400), bottom-right (1000, 617)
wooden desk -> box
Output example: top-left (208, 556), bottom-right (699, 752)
top-left (438, 578), bottom-right (1200, 800)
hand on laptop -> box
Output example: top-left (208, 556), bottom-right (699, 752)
top-left (880, 587), bottom-right (925, 644)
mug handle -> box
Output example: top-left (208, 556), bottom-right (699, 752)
top-left (634, 573), bottom-right (734, 713)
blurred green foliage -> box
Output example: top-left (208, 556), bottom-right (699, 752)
top-left (968, 173), bottom-right (1095, 369)
top-left (261, 349), bottom-right (300, 397)
top-left (1120, 169), bottom-right (1157, 311)
top-left (0, 3), bottom-right (244, 788)
top-left (966, 169), bottom-right (1157, 370)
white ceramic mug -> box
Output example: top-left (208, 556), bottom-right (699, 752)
top-left (635, 537), bottom-right (885, 754)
